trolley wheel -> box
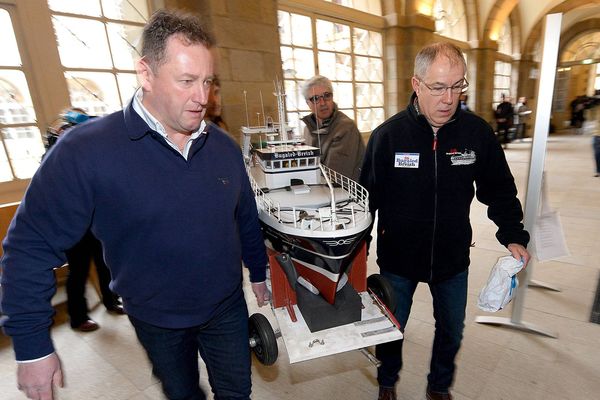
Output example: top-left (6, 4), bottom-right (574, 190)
top-left (367, 274), bottom-right (396, 313)
top-left (248, 313), bottom-right (278, 366)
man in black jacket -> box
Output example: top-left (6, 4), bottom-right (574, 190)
top-left (360, 42), bottom-right (530, 400)
top-left (495, 94), bottom-right (514, 147)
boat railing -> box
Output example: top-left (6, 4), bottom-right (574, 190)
top-left (247, 164), bottom-right (370, 230)
top-left (319, 164), bottom-right (370, 215)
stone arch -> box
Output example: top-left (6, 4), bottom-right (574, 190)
top-left (522, 0), bottom-right (598, 60)
top-left (482, 0), bottom-right (519, 43)
top-left (558, 18), bottom-right (600, 58)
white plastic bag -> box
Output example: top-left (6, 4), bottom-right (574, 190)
top-left (477, 255), bottom-right (524, 312)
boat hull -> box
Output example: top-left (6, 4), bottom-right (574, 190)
top-left (260, 218), bottom-right (369, 304)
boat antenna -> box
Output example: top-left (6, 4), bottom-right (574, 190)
top-left (259, 90), bottom-right (266, 128)
top-left (243, 90), bottom-right (250, 127)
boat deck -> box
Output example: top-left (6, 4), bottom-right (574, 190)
top-left (261, 184), bottom-right (353, 209)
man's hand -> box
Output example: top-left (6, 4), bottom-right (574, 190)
top-left (251, 281), bottom-right (271, 307)
top-left (17, 353), bottom-right (63, 400)
top-left (507, 243), bottom-right (530, 268)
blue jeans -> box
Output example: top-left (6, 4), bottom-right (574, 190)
top-left (129, 292), bottom-right (251, 400)
top-left (376, 270), bottom-right (468, 392)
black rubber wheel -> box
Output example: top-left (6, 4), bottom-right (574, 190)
top-left (248, 313), bottom-right (278, 366)
top-left (367, 274), bottom-right (396, 313)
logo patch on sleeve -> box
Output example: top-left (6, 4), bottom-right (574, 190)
top-left (394, 153), bottom-right (420, 168)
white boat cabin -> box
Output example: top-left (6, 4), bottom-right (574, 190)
top-left (252, 144), bottom-right (322, 190)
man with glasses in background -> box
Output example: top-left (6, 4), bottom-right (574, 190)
top-left (360, 42), bottom-right (530, 400)
top-left (301, 75), bottom-right (365, 180)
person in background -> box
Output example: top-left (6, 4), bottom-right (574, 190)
top-left (47, 108), bottom-right (125, 333)
top-left (514, 96), bottom-right (531, 141)
top-left (570, 95), bottom-right (587, 134)
top-left (459, 93), bottom-right (470, 112)
top-left (65, 230), bottom-right (125, 332)
top-left (495, 93), bottom-right (514, 147)
top-left (205, 77), bottom-right (228, 131)
top-left (593, 130), bottom-right (600, 177)
top-left (1, 9), bottom-right (269, 400)
top-left (360, 42), bottom-right (530, 400)
top-left (301, 75), bottom-right (365, 181)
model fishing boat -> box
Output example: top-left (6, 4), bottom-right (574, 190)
top-left (241, 82), bottom-right (372, 305)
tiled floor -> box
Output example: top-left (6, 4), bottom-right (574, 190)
top-left (1, 132), bottom-right (599, 400)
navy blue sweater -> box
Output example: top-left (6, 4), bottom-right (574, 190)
top-left (1, 103), bottom-right (267, 360)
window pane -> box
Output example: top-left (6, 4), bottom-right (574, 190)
top-left (278, 11), bottom-right (292, 45)
top-left (48, 0), bottom-right (102, 17)
top-left (107, 23), bottom-right (143, 70)
top-left (281, 47), bottom-right (315, 80)
top-left (116, 73), bottom-right (138, 106)
top-left (66, 72), bottom-right (121, 115)
top-left (284, 79), bottom-right (302, 113)
top-left (355, 56), bottom-right (383, 81)
top-left (102, 0), bottom-right (149, 23)
top-left (291, 13), bottom-right (312, 47)
top-left (356, 83), bottom-right (383, 107)
top-left (317, 20), bottom-right (350, 53)
top-left (318, 52), bottom-right (352, 81)
top-left (333, 82), bottom-right (353, 109)
top-left (357, 107), bottom-right (384, 132)
top-left (0, 70), bottom-right (36, 124)
top-left (0, 10), bottom-right (22, 67)
top-left (353, 28), bottom-right (382, 57)
top-left (1, 126), bottom-right (44, 179)
top-left (53, 16), bottom-right (112, 69)
top-left (322, 0), bottom-right (381, 15)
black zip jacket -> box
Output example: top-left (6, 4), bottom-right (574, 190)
top-left (360, 93), bottom-right (529, 283)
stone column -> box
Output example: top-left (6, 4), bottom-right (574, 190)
top-left (470, 40), bottom-right (499, 123)
top-left (383, 14), bottom-right (436, 117)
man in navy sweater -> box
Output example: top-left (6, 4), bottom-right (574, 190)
top-left (1, 9), bottom-right (269, 400)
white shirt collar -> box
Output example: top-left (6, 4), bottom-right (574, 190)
top-left (132, 89), bottom-right (206, 159)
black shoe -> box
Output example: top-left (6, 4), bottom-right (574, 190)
top-left (426, 387), bottom-right (453, 400)
top-left (73, 319), bottom-right (100, 332)
top-left (105, 303), bottom-right (125, 315)
top-left (378, 386), bottom-right (397, 400)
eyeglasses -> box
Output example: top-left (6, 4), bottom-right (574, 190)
top-left (307, 92), bottom-right (333, 103)
top-left (417, 78), bottom-right (469, 96)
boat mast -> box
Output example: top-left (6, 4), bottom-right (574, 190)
top-left (275, 78), bottom-right (288, 142)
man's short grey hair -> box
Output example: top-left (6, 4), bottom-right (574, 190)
top-left (302, 75), bottom-right (333, 99)
top-left (414, 42), bottom-right (466, 79)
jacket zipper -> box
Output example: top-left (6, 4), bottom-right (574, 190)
top-left (430, 131), bottom-right (438, 281)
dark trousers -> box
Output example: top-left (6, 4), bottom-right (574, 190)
top-left (516, 123), bottom-right (526, 140)
top-left (497, 123), bottom-right (511, 144)
top-left (129, 292), bottom-right (252, 400)
top-left (376, 270), bottom-right (468, 392)
top-left (593, 136), bottom-right (600, 174)
top-left (66, 231), bottom-right (118, 327)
